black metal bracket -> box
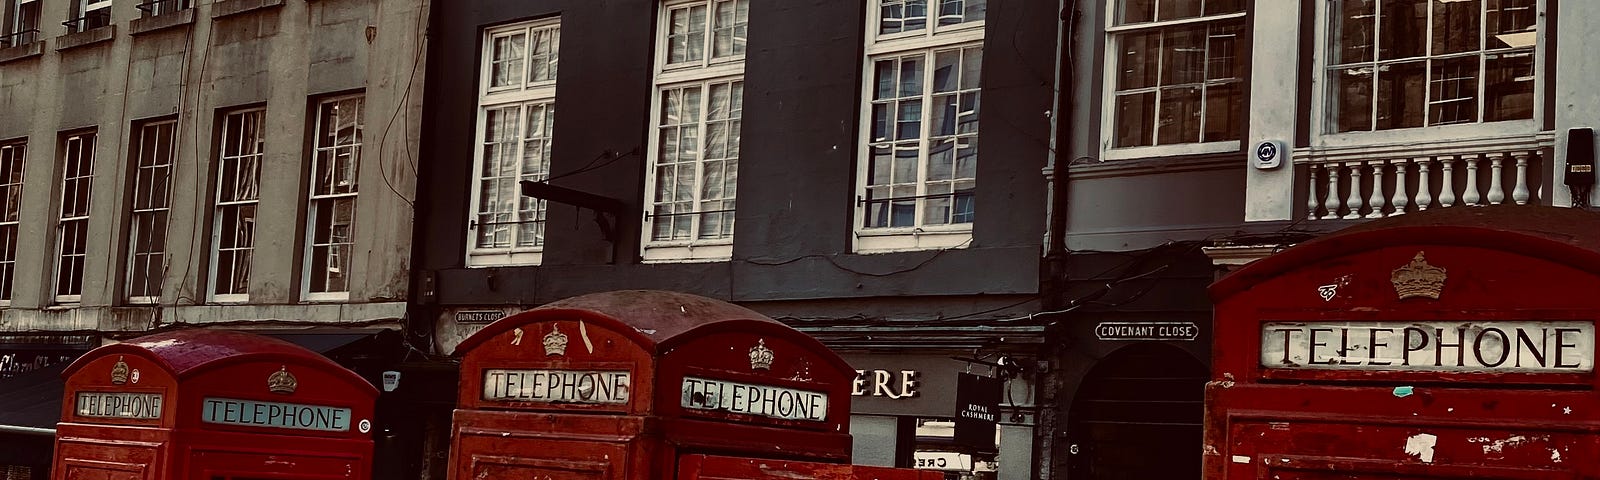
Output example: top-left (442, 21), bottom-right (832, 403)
top-left (520, 180), bottom-right (627, 243)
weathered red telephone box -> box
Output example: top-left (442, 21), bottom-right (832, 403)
top-left (449, 290), bottom-right (940, 480)
top-left (1206, 207), bottom-right (1600, 478)
top-left (52, 329), bottom-right (378, 480)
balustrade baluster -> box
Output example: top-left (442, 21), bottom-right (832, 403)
top-left (1487, 153), bottom-right (1506, 205)
top-left (1463, 155), bottom-right (1482, 206)
top-left (1390, 159), bottom-right (1409, 215)
top-left (1343, 161), bottom-right (1364, 219)
top-left (1366, 160), bottom-right (1387, 218)
top-left (1324, 164), bottom-right (1342, 219)
top-left (1307, 165), bottom-right (1321, 219)
top-left (1415, 158), bottom-right (1432, 211)
top-left (1513, 152), bottom-right (1531, 205)
top-left (1439, 157), bottom-right (1457, 208)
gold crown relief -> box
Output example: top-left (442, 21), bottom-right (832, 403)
top-left (109, 356), bottom-right (130, 385)
top-left (1391, 252), bottom-right (1447, 300)
top-left (543, 324), bottom-right (569, 356)
top-left (748, 339), bottom-right (775, 371)
top-left (267, 365), bottom-right (298, 395)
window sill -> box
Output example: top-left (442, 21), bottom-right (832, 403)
top-left (854, 228), bottom-right (972, 254)
top-left (55, 26), bottom-right (114, 52)
top-left (641, 243), bottom-right (733, 263)
top-left (1298, 128), bottom-right (1554, 165)
top-left (1312, 120), bottom-right (1541, 152)
top-left (126, 297), bottom-right (159, 306)
top-left (211, 0), bottom-right (284, 19)
top-left (304, 292), bottom-right (350, 303)
top-left (0, 41), bottom-right (44, 64)
top-left (130, 8), bottom-right (195, 36)
top-left (1100, 140), bottom-right (1241, 162)
top-left (466, 250), bottom-right (542, 268)
top-left (209, 293), bottom-right (249, 304)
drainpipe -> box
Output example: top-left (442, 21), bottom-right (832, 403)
top-left (1037, 4), bottom-right (1078, 480)
top-left (1042, 0), bottom-right (1077, 311)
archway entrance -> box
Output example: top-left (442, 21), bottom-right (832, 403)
top-left (1067, 343), bottom-right (1207, 479)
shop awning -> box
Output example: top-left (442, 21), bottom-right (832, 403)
top-left (0, 362), bottom-right (68, 436)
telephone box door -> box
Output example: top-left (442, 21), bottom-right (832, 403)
top-left (188, 450), bottom-right (365, 480)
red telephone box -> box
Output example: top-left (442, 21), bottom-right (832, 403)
top-left (52, 329), bottom-right (378, 480)
top-left (1206, 206), bottom-right (1600, 479)
top-left (449, 290), bottom-right (940, 480)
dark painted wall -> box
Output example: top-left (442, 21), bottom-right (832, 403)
top-left (416, 0), bottom-right (1055, 306)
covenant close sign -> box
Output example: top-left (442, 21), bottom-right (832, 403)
top-left (1262, 321), bottom-right (1595, 372)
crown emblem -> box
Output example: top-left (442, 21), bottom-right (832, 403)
top-left (110, 356), bottom-right (129, 385)
top-left (1391, 252), bottom-right (1447, 300)
top-left (267, 365), bottom-right (298, 395)
top-left (543, 325), bottom-right (569, 356)
top-left (748, 339), bottom-right (775, 371)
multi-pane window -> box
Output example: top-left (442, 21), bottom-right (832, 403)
top-left (0, 142), bottom-right (23, 303)
top-left (858, 0), bottom-right (983, 251)
top-left (138, 0), bottom-right (193, 18)
top-left (2, 0), bottom-right (41, 47)
top-left (1106, 0), bottom-right (1246, 150)
top-left (877, 0), bottom-right (985, 36)
top-left (643, 0), bottom-right (747, 261)
top-left (55, 132), bottom-right (95, 303)
top-left (125, 120), bottom-right (175, 303)
top-left (469, 19), bottom-right (560, 267)
top-left (1328, 0), bottom-right (1537, 133)
top-left (305, 96), bottom-right (362, 299)
top-left (68, 0), bottom-right (112, 32)
top-left (211, 109), bottom-right (263, 302)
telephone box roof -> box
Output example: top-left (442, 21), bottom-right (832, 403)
top-left (1212, 205), bottom-right (1600, 300)
top-left (61, 329), bottom-right (376, 394)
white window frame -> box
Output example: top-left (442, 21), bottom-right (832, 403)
top-left (0, 141), bottom-right (24, 306)
top-left (71, 0), bottom-right (111, 31)
top-left (854, 1), bottom-right (984, 254)
top-left (54, 132), bottom-right (95, 304)
top-left (6, 0), bottom-right (41, 46)
top-left (466, 18), bottom-right (560, 267)
top-left (124, 119), bottom-right (176, 305)
top-left (302, 95), bottom-right (363, 302)
top-left (1309, 0), bottom-right (1547, 151)
top-left (641, 0), bottom-right (748, 263)
top-left (1097, 2), bottom-right (1247, 161)
top-left (209, 109), bottom-right (264, 304)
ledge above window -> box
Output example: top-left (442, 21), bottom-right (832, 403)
top-left (55, 25), bottom-right (114, 52)
top-left (130, 8), bottom-right (195, 35)
top-left (212, 0), bottom-right (284, 19)
top-left (854, 227), bottom-right (971, 254)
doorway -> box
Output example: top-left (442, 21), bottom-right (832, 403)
top-left (1067, 343), bottom-right (1207, 479)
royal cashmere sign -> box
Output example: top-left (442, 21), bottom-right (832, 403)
top-left (1262, 321), bottom-right (1595, 373)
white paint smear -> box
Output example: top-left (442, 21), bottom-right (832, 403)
top-left (1231, 455), bottom-right (1251, 464)
top-left (1404, 433), bottom-right (1438, 463)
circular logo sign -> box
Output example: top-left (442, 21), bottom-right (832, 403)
top-left (130, 369), bottom-right (141, 384)
top-left (358, 419), bottom-right (372, 434)
top-left (1256, 141), bottom-right (1278, 162)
